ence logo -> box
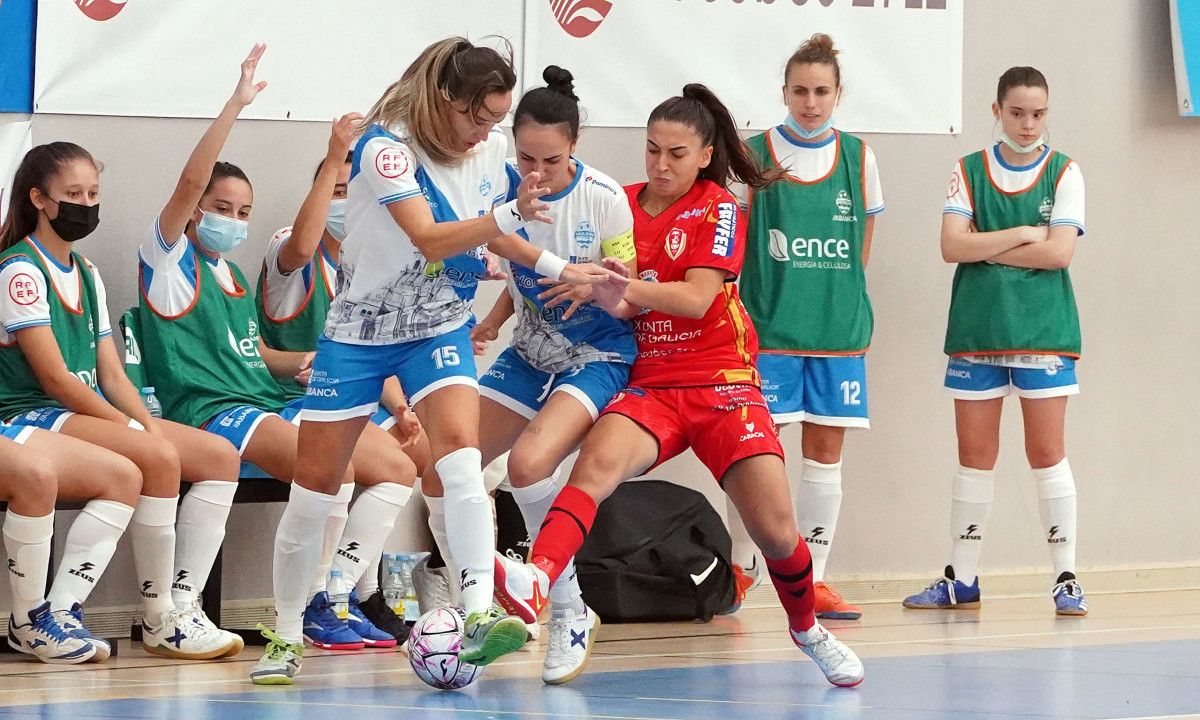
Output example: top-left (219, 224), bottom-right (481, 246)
top-left (550, 0), bottom-right (613, 39)
top-left (75, 0), bottom-right (127, 21)
top-left (767, 229), bottom-right (851, 262)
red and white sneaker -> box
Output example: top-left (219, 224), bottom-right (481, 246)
top-left (493, 552), bottom-right (549, 624)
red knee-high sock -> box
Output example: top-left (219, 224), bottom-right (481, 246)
top-left (530, 486), bottom-right (597, 585)
top-left (765, 537), bottom-right (817, 632)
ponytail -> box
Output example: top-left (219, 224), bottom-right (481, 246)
top-left (648, 84), bottom-right (780, 190)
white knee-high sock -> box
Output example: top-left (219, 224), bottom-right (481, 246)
top-left (510, 472), bottom-right (584, 614)
top-left (423, 494), bottom-right (461, 605)
top-left (795, 458), bottom-right (843, 583)
top-left (333, 482), bottom-right (413, 588)
top-left (1034, 458), bottom-right (1077, 578)
top-left (436, 448), bottom-right (493, 614)
top-left (357, 553), bottom-right (382, 597)
top-left (131, 495), bottom-right (179, 623)
top-left (308, 483), bottom-right (354, 601)
top-left (273, 484), bottom-right (337, 644)
top-left (3, 510), bottom-right (54, 617)
top-left (47, 500), bottom-right (133, 611)
top-left (172, 481), bottom-right (237, 607)
top-left (948, 467), bottom-right (994, 584)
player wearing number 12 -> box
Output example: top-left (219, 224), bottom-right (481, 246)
top-left (735, 34), bottom-right (885, 620)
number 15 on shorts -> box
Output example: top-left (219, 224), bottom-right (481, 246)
top-left (431, 346), bottom-right (460, 370)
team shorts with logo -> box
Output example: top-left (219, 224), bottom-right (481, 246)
top-left (943, 356), bottom-right (1079, 400)
top-left (7, 407), bottom-right (143, 434)
top-left (479, 347), bottom-right (630, 421)
top-left (301, 324), bottom-right (478, 422)
top-left (601, 383), bottom-right (783, 483)
top-left (203, 403), bottom-right (302, 455)
top-left (757, 353), bottom-right (870, 428)
top-left (0, 422), bottom-right (35, 444)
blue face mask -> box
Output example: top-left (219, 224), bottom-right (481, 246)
top-left (325, 199), bottom-right (347, 241)
top-left (784, 113), bottom-right (834, 140)
top-left (196, 210), bottom-right (248, 254)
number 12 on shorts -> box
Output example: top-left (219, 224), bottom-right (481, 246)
top-left (840, 380), bottom-right (862, 406)
top-left (431, 346), bottom-right (461, 370)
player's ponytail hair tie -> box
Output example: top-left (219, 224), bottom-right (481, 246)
top-left (649, 84), bottom-right (782, 190)
top-left (542, 66), bottom-right (579, 101)
top-left (513, 65), bottom-right (583, 142)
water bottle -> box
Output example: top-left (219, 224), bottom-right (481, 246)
top-left (328, 568), bottom-right (350, 621)
top-left (382, 554), bottom-right (406, 617)
top-left (140, 387), bottom-right (162, 418)
top-left (401, 553), bottom-right (424, 623)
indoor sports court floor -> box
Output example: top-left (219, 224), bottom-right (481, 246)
top-left (2, 587), bottom-right (1198, 719)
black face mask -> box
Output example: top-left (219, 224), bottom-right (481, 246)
top-left (45, 199), bottom-right (100, 242)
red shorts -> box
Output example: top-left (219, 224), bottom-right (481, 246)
top-left (601, 384), bottom-right (784, 483)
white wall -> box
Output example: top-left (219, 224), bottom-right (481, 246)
top-left (4, 0), bottom-right (1198, 611)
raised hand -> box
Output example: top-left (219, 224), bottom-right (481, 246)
top-left (517, 171), bottom-right (552, 224)
top-left (232, 43), bottom-right (269, 107)
top-left (328, 112), bottom-right (365, 160)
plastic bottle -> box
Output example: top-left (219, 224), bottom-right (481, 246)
top-left (382, 553), bottom-right (406, 617)
top-left (328, 568), bottom-right (350, 621)
top-left (140, 387), bottom-right (162, 418)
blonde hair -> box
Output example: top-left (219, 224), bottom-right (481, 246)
top-left (361, 37), bottom-right (516, 166)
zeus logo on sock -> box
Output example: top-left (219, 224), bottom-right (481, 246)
top-left (337, 541), bottom-right (362, 564)
top-left (460, 568), bottom-right (477, 592)
top-left (7, 559), bottom-right (23, 578)
top-left (1047, 526), bottom-right (1068, 544)
top-left (804, 526), bottom-right (830, 546)
top-left (960, 524), bottom-right (981, 541)
top-left (141, 580), bottom-right (158, 598)
top-left (69, 562), bottom-right (97, 584)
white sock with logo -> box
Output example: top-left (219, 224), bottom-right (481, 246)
top-left (47, 499), bottom-right (133, 612)
top-left (332, 482), bottom-right (413, 587)
top-left (307, 482), bottom-right (353, 602)
top-left (948, 467), bottom-right (994, 585)
top-left (172, 480), bottom-right (237, 607)
top-left (1034, 458), bottom-right (1077, 578)
top-left (437, 448), bottom-right (494, 615)
top-left (795, 458), bottom-right (843, 583)
top-left (131, 495), bottom-right (179, 624)
top-left (510, 470), bottom-right (584, 615)
top-left (274, 483), bottom-right (338, 644)
top-left (423, 494), bottom-right (461, 605)
top-left (3, 510), bottom-right (54, 618)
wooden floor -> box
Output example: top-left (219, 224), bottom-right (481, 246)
top-left (2, 587), bottom-right (1199, 719)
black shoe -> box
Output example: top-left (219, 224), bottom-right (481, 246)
top-left (357, 591), bottom-right (411, 644)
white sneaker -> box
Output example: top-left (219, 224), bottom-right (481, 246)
top-left (791, 622), bottom-right (864, 687)
top-left (52, 603), bottom-right (110, 662)
top-left (542, 604), bottom-right (600, 685)
top-left (493, 552), bottom-right (549, 624)
top-left (412, 554), bottom-right (453, 611)
top-left (178, 600), bottom-right (244, 657)
top-left (8, 602), bottom-right (97, 665)
top-left (250, 624), bottom-right (304, 685)
top-left (142, 607), bottom-right (237, 660)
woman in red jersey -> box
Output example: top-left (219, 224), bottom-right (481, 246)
top-left (492, 84), bottom-right (864, 688)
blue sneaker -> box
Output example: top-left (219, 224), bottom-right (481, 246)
top-left (903, 566), bottom-right (981, 609)
top-left (52, 603), bottom-right (110, 662)
top-left (1053, 573), bottom-right (1088, 616)
top-left (302, 592), bottom-right (365, 650)
top-left (8, 602), bottom-right (96, 664)
top-left (346, 590), bottom-right (396, 648)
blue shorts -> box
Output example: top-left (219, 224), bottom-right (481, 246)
top-left (7, 407), bottom-right (144, 433)
top-left (302, 324), bottom-right (478, 422)
top-left (944, 356), bottom-right (1079, 400)
top-left (0, 422), bottom-right (34, 444)
top-left (478, 347), bottom-right (629, 421)
top-left (757, 353), bottom-right (869, 428)
top-left (203, 403), bottom-right (302, 455)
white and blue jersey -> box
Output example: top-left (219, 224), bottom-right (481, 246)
top-left (502, 159), bottom-right (636, 374)
top-left (325, 123), bottom-right (510, 346)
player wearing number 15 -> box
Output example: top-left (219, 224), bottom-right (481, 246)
top-left (735, 34), bottom-right (885, 621)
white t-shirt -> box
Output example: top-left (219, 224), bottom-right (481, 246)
top-left (259, 226), bottom-right (338, 321)
top-left (943, 144), bottom-right (1085, 235)
top-left (0, 236), bottom-right (111, 343)
top-left (765, 127), bottom-right (885, 215)
top-left (138, 217), bottom-right (240, 317)
top-left (502, 159), bottom-right (636, 373)
top-left (326, 124), bottom-right (510, 345)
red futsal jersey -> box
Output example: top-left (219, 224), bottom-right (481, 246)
top-left (623, 180), bottom-right (760, 389)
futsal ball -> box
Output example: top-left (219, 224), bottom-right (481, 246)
top-left (408, 606), bottom-right (483, 690)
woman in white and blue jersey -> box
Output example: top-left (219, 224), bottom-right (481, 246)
top-left (259, 37), bottom-right (615, 683)
top-left (458, 66), bottom-right (635, 685)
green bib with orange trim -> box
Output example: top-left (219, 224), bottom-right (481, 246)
top-left (0, 238), bottom-right (101, 421)
top-left (944, 150), bottom-right (1081, 357)
top-left (255, 246), bottom-right (333, 402)
top-left (743, 130), bottom-right (872, 354)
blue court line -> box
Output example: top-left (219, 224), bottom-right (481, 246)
top-left (0, 640), bottom-right (1197, 720)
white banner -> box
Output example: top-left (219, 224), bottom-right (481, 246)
top-left (34, 0), bottom-right (524, 120)
top-left (0, 118), bottom-right (33, 220)
top-left (524, 0), bottom-right (963, 134)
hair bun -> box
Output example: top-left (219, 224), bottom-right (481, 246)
top-left (543, 65), bottom-right (579, 101)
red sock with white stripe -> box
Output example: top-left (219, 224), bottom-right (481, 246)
top-left (765, 538), bottom-right (817, 633)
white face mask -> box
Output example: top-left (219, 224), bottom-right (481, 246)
top-left (325, 198), bottom-right (347, 241)
top-left (998, 132), bottom-right (1045, 154)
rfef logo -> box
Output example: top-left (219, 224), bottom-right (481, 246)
top-left (75, 0), bottom-right (127, 21)
top-left (8, 273), bottom-right (38, 306)
top-left (375, 146), bottom-right (409, 179)
top-left (550, 0), bottom-right (613, 39)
